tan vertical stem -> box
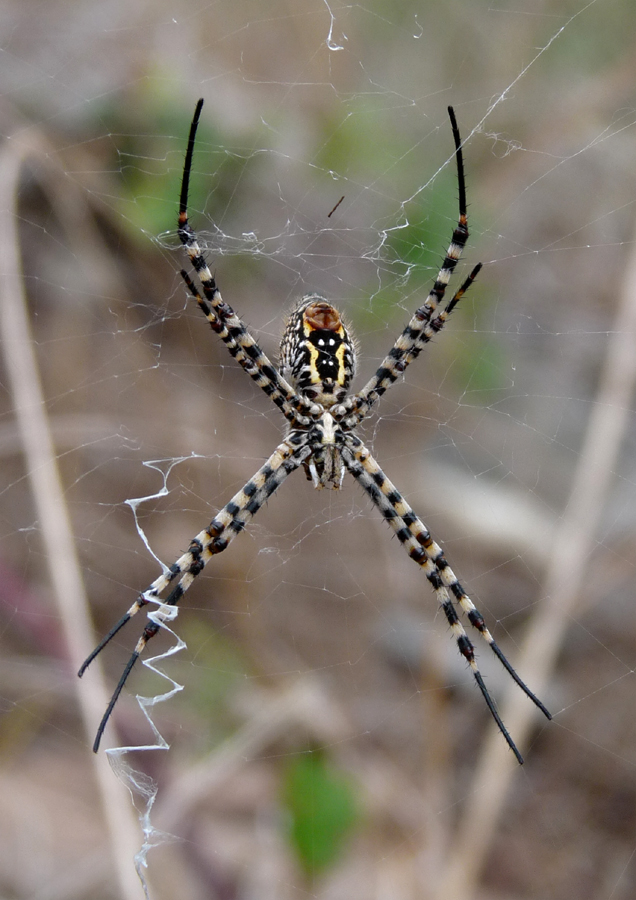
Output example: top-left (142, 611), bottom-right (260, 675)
top-left (435, 229), bottom-right (636, 899)
top-left (0, 138), bottom-right (145, 900)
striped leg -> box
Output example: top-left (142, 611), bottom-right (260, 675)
top-left (342, 436), bottom-right (551, 764)
top-left (180, 273), bottom-right (311, 427)
top-left (340, 263), bottom-right (481, 430)
top-left (340, 107), bottom-right (475, 427)
top-left (80, 432), bottom-right (312, 751)
top-left (178, 100), bottom-right (311, 427)
top-left (401, 263), bottom-right (481, 368)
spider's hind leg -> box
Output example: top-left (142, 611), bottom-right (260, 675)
top-left (81, 435), bottom-right (312, 752)
top-left (77, 601), bottom-right (144, 677)
top-left (417, 533), bottom-right (551, 721)
top-left (89, 587), bottom-right (183, 753)
top-left (342, 436), bottom-right (550, 764)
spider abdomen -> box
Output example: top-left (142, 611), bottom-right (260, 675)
top-left (280, 294), bottom-right (356, 408)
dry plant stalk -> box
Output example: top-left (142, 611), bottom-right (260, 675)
top-left (0, 126), bottom-right (146, 900)
top-left (434, 219), bottom-right (636, 899)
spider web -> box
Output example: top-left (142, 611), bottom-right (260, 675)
top-left (1, 1), bottom-right (636, 899)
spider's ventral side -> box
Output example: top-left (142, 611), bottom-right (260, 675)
top-left (280, 294), bottom-right (357, 488)
top-left (79, 98), bottom-right (551, 762)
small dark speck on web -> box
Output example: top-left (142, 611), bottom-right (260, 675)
top-left (328, 195), bottom-right (345, 218)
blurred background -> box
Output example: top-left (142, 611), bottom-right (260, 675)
top-left (1, 1), bottom-right (636, 898)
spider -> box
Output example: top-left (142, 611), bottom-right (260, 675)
top-left (79, 99), bottom-right (551, 762)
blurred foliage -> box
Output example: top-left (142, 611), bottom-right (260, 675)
top-left (385, 172), bottom-right (459, 281)
top-left (91, 93), bottom-right (247, 241)
top-left (135, 617), bottom-right (249, 749)
top-left (282, 750), bottom-right (359, 878)
top-left (315, 105), bottom-right (391, 178)
top-left (177, 618), bottom-right (248, 716)
top-left (451, 332), bottom-right (509, 397)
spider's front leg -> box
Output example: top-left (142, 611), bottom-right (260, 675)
top-left (341, 435), bottom-right (550, 765)
top-left (177, 99), bottom-right (312, 428)
top-left (339, 107), bottom-right (479, 429)
top-left (79, 433), bottom-right (312, 751)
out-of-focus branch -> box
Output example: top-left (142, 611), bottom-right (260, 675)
top-left (0, 127), bottom-right (145, 900)
top-left (435, 220), bottom-right (636, 899)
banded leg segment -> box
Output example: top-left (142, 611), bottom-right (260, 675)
top-left (388, 262), bottom-right (481, 377)
top-left (339, 263), bottom-right (482, 430)
top-left (178, 100), bottom-right (312, 427)
top-left (180, 273), bottom-right (311, 427)
top-left (342, 436), bottom-right (550, 764)
top-left (81, 432), bottom-right (313, 751)
top-left (341, 107), bottom-right (474, 426)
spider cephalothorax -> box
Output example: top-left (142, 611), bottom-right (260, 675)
top-left (79, 98), bottom-right (551, 762)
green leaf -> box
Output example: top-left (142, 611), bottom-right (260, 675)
top-left (282, 750), bottom-right (358, 878)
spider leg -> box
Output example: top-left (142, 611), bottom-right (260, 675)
top-left (81, 432), bottom-right (312, 751)
top-left (177, 100), bottom-right (311, 427)
top-left (180, 272), bottom-right (310, 426)
top-left (342, 436), bottom-right (550, 765)
top-left (340, 263), bottom-right (482, 432)
top-left (402, 262), bottom-right (481, 365)
top-left (340, 107), bottom-right (475, 426)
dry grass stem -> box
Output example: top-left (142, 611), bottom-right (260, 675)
top-left (434, 216), bottom-right (636, 899)
top-left (0, 129), bottom-right (147, 900)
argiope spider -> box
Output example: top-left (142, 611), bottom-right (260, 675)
top-left (79, 99), bottom-right (551, 762)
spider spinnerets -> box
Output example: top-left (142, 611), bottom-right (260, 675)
top-left (79, 98), bottom-right (551, 762)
